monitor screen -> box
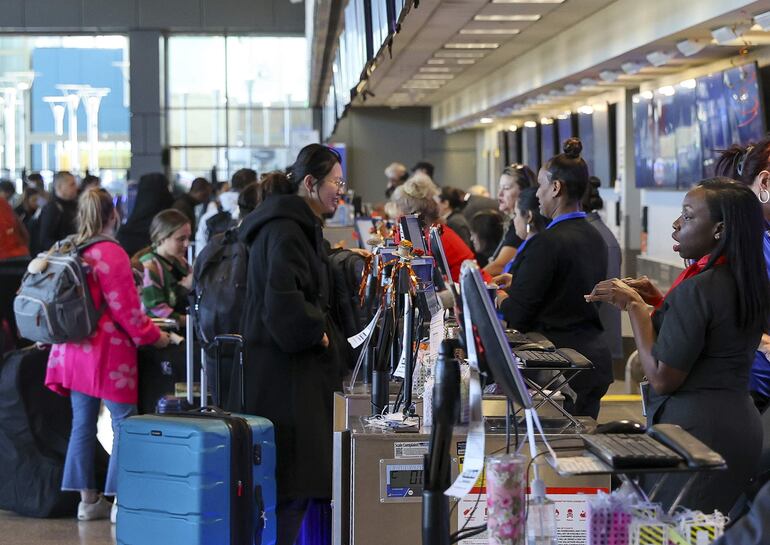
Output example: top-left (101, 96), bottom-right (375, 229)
top-left (578, 111), bottom-right (595, 177)
top-left (633, 94), bottom-right (656, 188)
top-left (429, 226), bottom-right (453, 287)
top-left (557, 115), bottom-right (574, 142)
top-left (400, 214), bottom-right (427, 254)
top-left (523, 125), bottom-right (539, 171)
top-left (459, 261), bottom-right (532, 409)
top-left (355, 217), bottom-right (376, 250)
top-left (541, 122), bottom-right (555, 165)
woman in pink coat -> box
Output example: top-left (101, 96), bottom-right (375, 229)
top-left (45, 188), bottom-right (171, 521)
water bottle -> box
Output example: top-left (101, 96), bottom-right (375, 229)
top-left (526, 477), bottom-right (558, 545)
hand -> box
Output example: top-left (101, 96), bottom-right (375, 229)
top-left (622, 276), bottom-right (663, 305)
top-left (759, 334), bottom-right (770, 359)
top-left (153, 331), bottom-right (171, 349)
top-left (492, 273), bottom-right (512, 290)
top-left (348, 247), bottom-right (373, 259)
top-left (585, 278), bottom-right (645, 311)
top-left (321, 333), bottom-right (330, 348)
top-left (180, 272), bottom-right (193, 291)
top-left (495, 290), bottom-right (509, 308)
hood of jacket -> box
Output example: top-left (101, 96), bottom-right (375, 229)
top-left (239, 194), bottom-right (319, 245)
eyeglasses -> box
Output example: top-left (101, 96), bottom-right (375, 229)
top-left (324, 177), bottom-right (347, 192)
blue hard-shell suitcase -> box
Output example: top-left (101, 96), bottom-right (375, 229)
top-left (116, 334), bottom-right (277, 545)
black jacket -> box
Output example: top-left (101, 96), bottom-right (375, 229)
top-left (36, 196), bottom-right (77, 253)
top-left (172, 193), bottom-right (199, 232)
top-left (238, 194), bottom-right (344, 501)
top-left (500, 218), bottom-right (612, 385)
top-left (117, 173), bottom-right (174, 258)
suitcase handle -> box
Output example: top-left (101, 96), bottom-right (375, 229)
top-left (213, 334), bottom-right (245, 412)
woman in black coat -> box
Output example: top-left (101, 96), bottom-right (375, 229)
top-left (238, 144), bottom-right (347, 545)
top-left (117, 173), bottom-right (174, 257)
top-left (498, 138), bottom-right (612, 419)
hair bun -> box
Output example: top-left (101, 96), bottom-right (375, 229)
top-left (563, 137), bottom-right (583, 159)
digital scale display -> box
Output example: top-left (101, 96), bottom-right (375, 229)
top-left (385, 463), bottom-right (424, 500)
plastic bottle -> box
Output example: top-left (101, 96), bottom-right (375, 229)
top-left (526, 474), bottom-right (558, 545)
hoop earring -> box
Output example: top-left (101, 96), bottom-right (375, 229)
top-left (760, 188), bottom-right (770, 204)
top-left (526, 223), bottom-right (531, 235)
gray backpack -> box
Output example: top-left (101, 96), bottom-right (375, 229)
top-left (14, 235), bottom-right (115, 344)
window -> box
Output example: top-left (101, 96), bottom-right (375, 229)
top-left (0, 35), bottom-right (130, 195)
top-left (166, 36), bottom-right (314, 184)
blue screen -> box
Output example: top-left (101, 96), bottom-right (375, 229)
top-left (523, 126), bottom-right (539, 171)
top-left (541, 123), bottom-right (555, 164)
top-left (633, 96), bottom-right (656, 188)
top-left (578, 112), bottom-right (594, 176)
top-left (636, 62), bottom-right (765, 188)
top-left (557, 117), bottom-right (573, 142)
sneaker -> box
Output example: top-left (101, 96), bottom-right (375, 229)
top-left (77, 496), bottom-right (112, 521)
top-left (110, 500), bottom-right (117, 524)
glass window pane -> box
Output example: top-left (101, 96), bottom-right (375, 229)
top-left (170, 147), bottom-right (225, 178)
top-left (168, 109), bottom-right (226, 146)
top-left (225, 37), bottom-right (308, 108)
top-left (168, 37), bottom-right (226, 108)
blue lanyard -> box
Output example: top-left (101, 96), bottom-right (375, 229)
top-left (503, 236), bottom-right (534, 274)
top-left (546, 211), bottom-right (586, 230)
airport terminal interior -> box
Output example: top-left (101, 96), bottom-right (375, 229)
top-left (1, 0), bottom-right (770, 544)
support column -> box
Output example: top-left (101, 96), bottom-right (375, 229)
top-left (129, 31), bottom-right (165, 179)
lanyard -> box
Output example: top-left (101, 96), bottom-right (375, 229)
top-left (503, 235), bottom-right (534, 274)
top-left (546, 211), bottom-right (586, 230)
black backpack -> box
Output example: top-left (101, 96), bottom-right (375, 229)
top-left (205, 201), bottom-right (237, 242)
top-left (328, 249), bottom-right (367, 339)
top-left (192, 228), bottom-right (248, 346)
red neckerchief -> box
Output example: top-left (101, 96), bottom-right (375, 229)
top-left (652, 254), bottom-right (727, 310)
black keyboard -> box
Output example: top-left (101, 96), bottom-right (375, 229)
top-left (515, 350), bottom-right (572, 368)
top-left (505, 330), bottom-right (531, 346)
top-left (582, 433), bottom-right (683, 469)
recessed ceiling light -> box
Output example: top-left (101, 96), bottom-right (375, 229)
top-left (457, 59), bottom-right (477, 65)
top-left (640, 90), bottom-right (654, 100)
top-left (540, 117), bottom-right (553, 125)
top-left (508, 124), bottom-right (518, 131)
top-left (658, 85), bottom-right (676, 96)
top-left (524, 121), bottom-right (537, 128)
top-left (676, 38), bottom-right (708, 57)
top-left (646, 50), bottom-right (676, 67)
top-left (403, 81), bottom-right (445, 89)
top-left (557, 112), bottom-right (570, 120)
top-left (492, 0), bottom-right (562, 3)
top-left (581, 78), bottom-right (598, 87)
top-left (414, 73), bottom-right (455, 80)
top-left (445, 42), bottom-right (500, 49)
top-left (563, 84), bottom-right (579, 94)
top-left (679, 79), bottom-right (697, 89)
top-left (427, 59), bottom-right (447, 65)
top-left (578, 105), bottom-right (594, 115)
top-left (711, 24), bottom-right (751, 45)
top-left (621, 61), bottom-right (643, 74)
top-left (460, 28), bottom-right (521, 35)
top-left (474, 14), bottom-right (541, 22)
top-left (480, 117), bottom-right (494, 124)
top-left (599, 70), bottom-right (620, 82)
top-left (420, 66), bottom-right (451, 73)
top-left (755, 11), bottom-right (770, 31)
top-left (434, 51), bottom-right (487, 58)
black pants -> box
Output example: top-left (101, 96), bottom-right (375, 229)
top-left (276, 498), bottom-right (310, 545)
top-left (751, 390), bottom-right (769, 415)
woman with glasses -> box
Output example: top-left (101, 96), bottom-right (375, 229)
top-left (484, 163), bottom-right (537, 276)
top-left (238, 143), bottom-right (348, 545)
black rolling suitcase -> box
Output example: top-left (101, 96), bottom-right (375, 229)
top-left (0, 346), bottom-right (108, 517)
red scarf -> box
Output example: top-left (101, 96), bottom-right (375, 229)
top-left (652, 254), bottom-right (727, 310)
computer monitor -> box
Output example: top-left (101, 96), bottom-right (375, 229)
top-left (429, 226), bottom-right (457, 296)
top-left (459, 261), bottom-right (532, 409)
top-left (355, 217), bottom-right (376, 250)
top-left (399, 214), bottom-right (428, 254)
